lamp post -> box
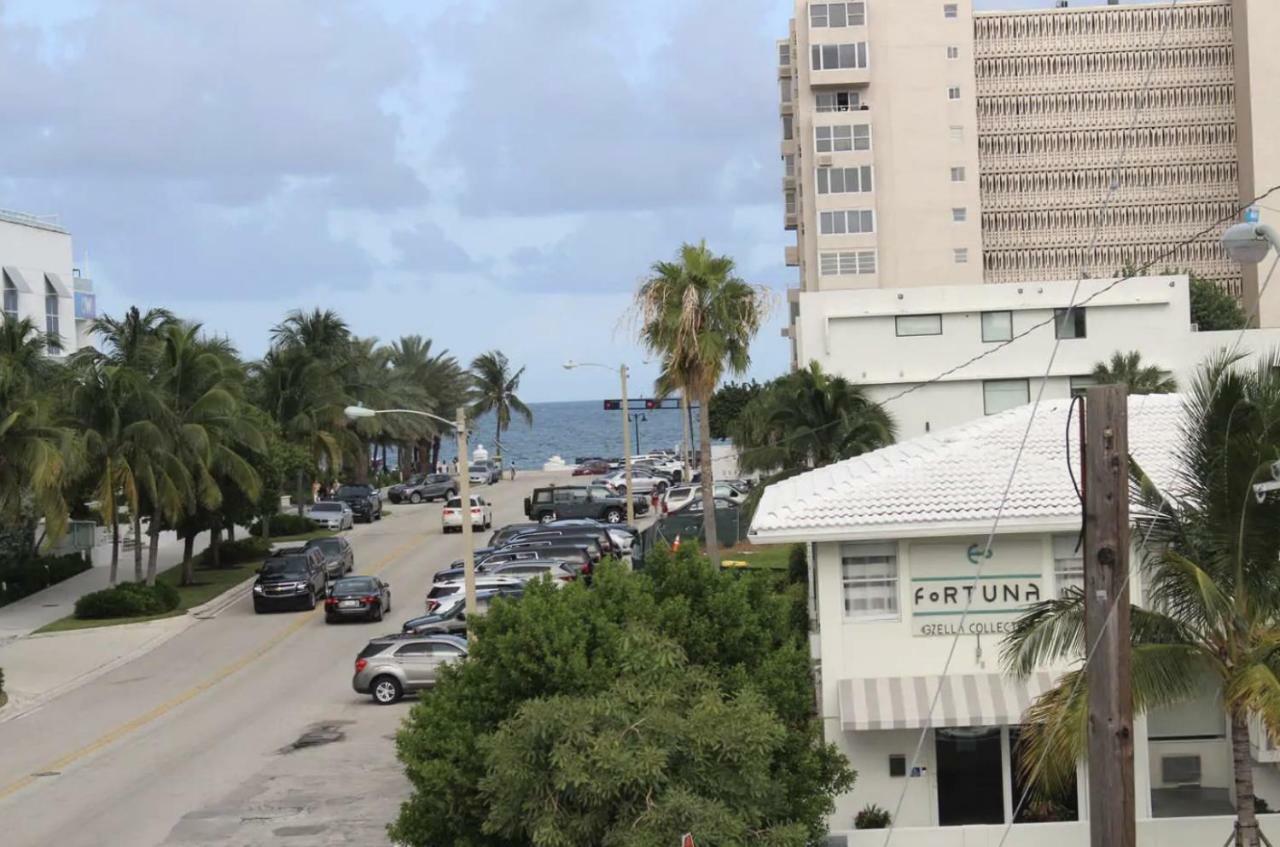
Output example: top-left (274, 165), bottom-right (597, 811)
top-left (344, 405), bottom-right (477, 620)
top-left (563, 360), bottom-right (634, 525)
top-left (1223, 221), bottom-right (1280, 327)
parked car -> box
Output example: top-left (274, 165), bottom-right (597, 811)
top-left (509, 526), bottom-right (622, 557)
top-left (662, 482), bottom-right (748, 514)
top-left (387, 473), bottom-right (457, 504)
top-left (325, 575), bottom-right (392, 623)
top-left (334, 483), bottom-right (383, 523)
top-left (487, 523), bottom-right (541, 548)
top-left (524, 485), bottom-right (633, 524)
top-left (657, 496), bottom-right (745, 545)
top-left (468, 462), bottom-right (499, 485)
top-left (587, 485), bottom-right (650, 517)
top-left (402, 587), bottom-right (523, 635)
top-left (572, 459), bottom-right (611, 477)
top-left (252, 548), bottom-right (328, 612)
top-left (303, 536), bottom-right (355, 578)
top-left (424, 575), bottom-right (523, 612)
top-left (601, 470), bottom-right (670, 496)
top-left (304, 500), bottom-right (353, 531)
top-left (434, 551), bottom-right (576, 584)
top-left (352, 634), bottom-right (467, 704)
top-left (500, 536), bottom-right (603, 563)
top-left (487, 561), bottom-right (577, 585)
top-left (442, 495), bottom-right (493, 532)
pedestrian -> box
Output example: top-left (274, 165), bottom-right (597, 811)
top-left (509, 460), bottom-right (517, 481)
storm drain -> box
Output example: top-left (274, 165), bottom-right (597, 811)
top-left (277, 720), bottom-right (352, 754)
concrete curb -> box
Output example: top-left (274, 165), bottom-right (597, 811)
top-left (188, 574), bottom-right (257, 620)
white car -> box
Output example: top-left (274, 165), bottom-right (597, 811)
top-left (602, 470), bottom-right (669, 496)
top-left (424, 576), bottom-right (524, 612)
top-left (304, 500), bottom-right (354, 531)
top-left (442, 495), bottom-right (493, 533)
top-left (662, 483), bottom-right (747, 515)
top-left (487, 561), bottom-right (577, 586)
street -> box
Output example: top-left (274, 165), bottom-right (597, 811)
top-left (0, 474), bottom-right (555, 847)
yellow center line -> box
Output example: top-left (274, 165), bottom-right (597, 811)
top-left (0, 530), bottom-right (427, 802)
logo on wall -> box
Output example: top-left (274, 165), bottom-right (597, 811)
top-left (966, 544), bottom-right (993, 565)
top-left (910, 539), bottom-right (1044, 637)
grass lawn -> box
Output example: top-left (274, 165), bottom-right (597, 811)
top-left (720, 543), bottom-right (797, 572)
top-left (34, 561), bottom-right (260, 634)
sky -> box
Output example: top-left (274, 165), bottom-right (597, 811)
top-left (0, 0), bottom-right (1163, 401)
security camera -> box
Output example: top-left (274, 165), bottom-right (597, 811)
top-left (1222, 223), bottom-right (1280, 266)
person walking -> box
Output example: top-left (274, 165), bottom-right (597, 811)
top-left (509, 460), bottom-right (517, 481)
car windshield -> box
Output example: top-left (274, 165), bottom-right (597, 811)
top-left (312, 538), bottom-right (341, 553)
top-left (336, 486), bottom-right (368, 497)
top-left (311, 502), bottom-right (341, 512)
top-left (261, 559), bottom-right (307, 577)
top-left (333, 577), bottom-right (377, 593)
top-left (469, 465), bottom-right (486, 473)
top-left (445, 497), bottom-right (479, 508)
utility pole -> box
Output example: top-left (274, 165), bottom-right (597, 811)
top-left (1083, 385), bottom-right (1134, 847)
top-left (456, 406), bottom-right (477, 621)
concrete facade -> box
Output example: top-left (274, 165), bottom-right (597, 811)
top-left (0, 209), bottom-right (96, 356)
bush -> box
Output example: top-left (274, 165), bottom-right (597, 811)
top-left (855, 804), bottom-right (891, 830)
top-left (196, 536), bottom-right (271, 568)
top-left (249, 513), bottom-right (318, 538)
top-left (0, 553), bottom-right (92, 607)
top-left (74, 582), bottom-right (181, 619)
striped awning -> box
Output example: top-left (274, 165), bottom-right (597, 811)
top-left (837, 672), bottom-right (1057, 731)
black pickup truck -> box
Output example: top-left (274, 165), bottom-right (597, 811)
top-left (334, 484), bottom-right (383, 523)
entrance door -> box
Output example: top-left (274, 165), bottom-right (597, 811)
top-left (935, 727), bottom-right (1005, 826)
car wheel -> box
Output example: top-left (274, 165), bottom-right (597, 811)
top-left (325, 613), bottom-right (336, 624)
top-left (371, 675), bottom-right (402, 704)
top-left (253, 600), bottom-right (266, 614)
top-left (409, 492), bottom-right (422, 504)
top-left (386, 595), bottom-right (391, 613)
top-left (604, 508), bottom-right (623, 524)
top-left (305, 590), bottom-right (317, 611)
top-left (372, 603), bottom-right (383, 622)
top-left (540, 511), bottom-right (557, 524)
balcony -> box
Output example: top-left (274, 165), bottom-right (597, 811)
top-left (784, 211), bottom-right (798, 231)
top-left (810, 66), bottom-right (870, 87)
top-left (785, 246), bottom-right (799, 266)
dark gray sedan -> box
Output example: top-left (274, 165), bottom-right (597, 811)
top-left (324, 576), bottom-right (391, 623)
top-left (304, 536), bottom-right (355, 579)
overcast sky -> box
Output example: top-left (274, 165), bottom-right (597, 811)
top-left (0, 0), bottom-right (1163, 401)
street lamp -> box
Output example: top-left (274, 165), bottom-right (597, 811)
top-left (344, 405), bottom-right (478, 621)
top-left (562, 360), bottom-right (634, 525)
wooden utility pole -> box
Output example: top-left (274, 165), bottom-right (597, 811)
top-left (1084, 385), bottom-right (1135, 847)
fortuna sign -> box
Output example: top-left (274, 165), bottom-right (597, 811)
top-left (909, 538), bottom-right (1044, 637)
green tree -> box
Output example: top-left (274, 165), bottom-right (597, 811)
top-left (392, 546), bottom-right (851, 847)
top-left (1190, 274), bottom-right (1247, 331)
top-left (389, 335), bottom-right (467, 474)
top-left (636, 242), bottom-right (769, 566)
top-left (707, 380), bottom-right (762, 441)
top-left (1002, 352), bottom-right (1280, 847)
top-left (468, 350), bottom-right (532, 466)
top-left (1089, 350), bottom-right (1177, 395)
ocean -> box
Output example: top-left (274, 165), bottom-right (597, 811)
top-left (463, 400), bottom-right (699, 469)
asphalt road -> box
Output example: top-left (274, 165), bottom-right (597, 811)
top-left (0, 473), bottom-right (556, 847)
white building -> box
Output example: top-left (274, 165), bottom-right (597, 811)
top-left (794, 274), bottom-right (1280, 439)
top-left (0, 209), bottom-right (96, 356)
top-left (749, 393), bottom-right (1280, 845)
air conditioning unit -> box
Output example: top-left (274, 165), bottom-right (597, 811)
top-left (817, 155), bottom-right (834, 168)
top-left (1161, 755), bottom-right (1202, 787)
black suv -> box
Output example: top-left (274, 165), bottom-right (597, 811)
top-left (335, 484), bottom-right (383, 523)
top-left (524, 485), bottom-right (632, 524)
top-left (253, 548), bottom-right (328, 612)
top-left (387, 473), bottom-right (457, 504)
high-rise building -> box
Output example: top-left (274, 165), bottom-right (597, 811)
top-left (0, 209), bottom-right (97, 357)
top-left (780, 0), bottom-right (1280, 365)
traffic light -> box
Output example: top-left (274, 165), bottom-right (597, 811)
top-left (644, 399), bottom-right (657, 410)
top-left (603, 400), bottom-right (621, 410)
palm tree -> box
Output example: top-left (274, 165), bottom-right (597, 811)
top-left (468, 350), bottom-right (532, 468)
top-left (389, 336), bottom-right (466, 475)
top-left (1002, 352), bottom-right (1280, 847)
top-left (731, 361), bottom-right (895, 475)
top-left (636, 242), bottom-right (768, 565)
top-left (1090, 350), bottom-right (1177, 395)
top-left (270, 308), bottom-right (351, 360)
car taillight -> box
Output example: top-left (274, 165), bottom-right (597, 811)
top-left (559, 575), bottom-right (574, 582)
top-left (471, 508), bottom-right (481, 514)
top-left (355, 658), bottom-right (367, 673)
top-left (363, 595), bottom-right (379, 604)
top-left (581, 561), bottom-right (593, 575)
top-left (426, 599), bottom-right (439, 612)
top-left (325, 597), bottom-right (337, 606)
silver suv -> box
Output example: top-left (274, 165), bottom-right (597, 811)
top-left (352, 634), bottom-right (468, 704)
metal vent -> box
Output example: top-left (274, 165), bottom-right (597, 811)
top-left (1161, 755), bottom-right (1202, 787)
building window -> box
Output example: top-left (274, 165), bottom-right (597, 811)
top-left (947, 45), bottom-right (960, 59)
top-left (1054, 307), bottom-right (1087, 339)
top-left (784, 154), bottom-right (795, 178)
top-left (948, 86), bottom-right (961, 100)
top-left (819, 209), bottom-right (875, 235)
top-left (778, 43), bottom-right (791, 66)
top-left (944, 3), bottom-right (958, 18)
top-left (816, 90), bottom-right (861, 112)
top-left (1053, 535), bottom-right (1084, 598)
top-left (953, 248), bottom-right (969, 264)
top-left (779, 78), bottom-right (793, 104)
top-left (817, 165), bottom-right (873, 194)
top-left (981, 311), bottom-right (1012, 343)
top-left (784, 190), bottom-right (797, 215)
top-left (811, 42), bottom-right (869, 71)
top-left (983, 379), bottom-right (1030, 415)
top-left (950, 166), bottom-right (966, 182)
top-left (952, 207), bottom-right (967, 222)
top-left (841, 542), bottom-right (899, 619)
top-left (3, 280), bottom-right (16, 322)
top-left (1070, 375), bottom-right (1096, 398)
top-left (45, 282), bottom-right (61, 352)
top-left (896, 314), bottom-right (943, 337)
top-left (782, 114), bottom-right (794, 141)
top-left (819, 250), bottom-right (877, 276)
top-left (949, 125), bottom-right (964, 142)
top-left (810, 2), bottom-right (867, 28)
top-left (815, 124), bottom-right (871, 153)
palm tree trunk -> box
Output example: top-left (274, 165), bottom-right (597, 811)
top-left (227, 522), bottom-right (236, 543)
top-left (146, 518), bottom-right (161, 586)
top-left (697, 389), bottom-right (721, 567)
top-left (354, 438), bottom-right (370, 484)
top-left (210, 522), bottom-right (222, 569)
top-left (181, 530), bottom-right (196, 586)
top-left (1233, 709), bottom-right (1261, 846)
top-left (260, 510), bottom-right (271, 543)
top-left (132, 514), bottom-right (144, 583)
top-left (432, 435), bottom-right (442, 472)
top-left (680, 392), bottom-right (694, 482)
top-left (109, 516), bottom-right (120, 587)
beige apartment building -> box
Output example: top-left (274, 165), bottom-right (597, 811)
top-left (779, 0), bottom-right (1280, 358)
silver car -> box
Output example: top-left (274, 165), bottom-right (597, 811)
top-left (304, 500), bottom-right (354, 531)
top-left (352, 634), bottom-right (468, 704)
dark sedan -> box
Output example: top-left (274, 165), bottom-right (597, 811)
top-left (324, 576), bottom-right (392, 623)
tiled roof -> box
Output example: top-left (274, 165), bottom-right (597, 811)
top-left (748, 393), bottom-right (1186, 540)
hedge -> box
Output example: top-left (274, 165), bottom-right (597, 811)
top-left (249, 513), bottom-right (318, 538)
top-left (0, 553), bottom-right (92, 607)
top-left (196, 536), bottom-right (271, 568)
top-left (74, 581), bottom-right (181, 620)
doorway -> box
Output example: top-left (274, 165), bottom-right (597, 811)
top-left (936, 727), bottom-right (1005, 826)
